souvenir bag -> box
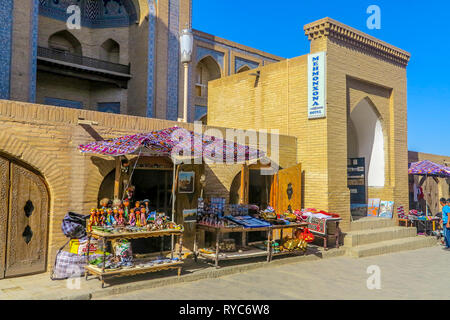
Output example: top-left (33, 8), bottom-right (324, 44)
top-left (61, 212), bottom-right (90, 239)
top-left (51, 250), bottom-right (102, 280)
top-left (51, 212), bottom-right (94, 280)
top-left (299, 228), bottom-right (315, 243)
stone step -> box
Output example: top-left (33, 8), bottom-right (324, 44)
top-left (343, 227), bottom-right (417, 247)
top-left (350, 217), bottom-right (397, 231)
top-left (345, 236), bottom-right (437, 258)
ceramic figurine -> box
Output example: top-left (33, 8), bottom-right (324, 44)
top-left (129, 209), bottom-right (136, 227)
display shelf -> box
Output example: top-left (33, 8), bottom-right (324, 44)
top-left (198, 248), bottom-right (268, 261)
top-left (194, 222), bottom-right (308, 267)
top-left (89, 228), bottom-right (183, 240)
top-left (85, 260), bottom-right (183, 278)
top-left (85, 226), bottom-right (184, 288)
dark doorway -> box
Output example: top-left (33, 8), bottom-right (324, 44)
top-left (131, 169), bottom-right (173, 213)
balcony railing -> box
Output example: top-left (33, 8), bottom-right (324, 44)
top-left (37, 46), bottom-right (130, 75)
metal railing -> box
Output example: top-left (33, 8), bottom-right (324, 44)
top-left (37, 46), bottom-right (130, 75)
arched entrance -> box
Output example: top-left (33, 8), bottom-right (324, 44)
top-left (194, 55), bottom-right (222, 121)
top-left (347, 97), bottom-right (385, 210)
top-left (348, 97), bottom-right (385, 188)
top-left (0, 155), bottom-right (49, 278)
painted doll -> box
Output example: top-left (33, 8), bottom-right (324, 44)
top-left (100, 209), bottom-right (107, 226)
top-left (113, 208), bottom-right (120, 226)
top-left (88, 208), bottom-right (97, 232)
top-left (99, 198), bottom-right (109, 210)
top-left (143, 199), bottom-right (150, 214)
top-left (123, 199), bottom-right (130, 220)
top-left (106, 208), bottom-right (115, 226)
top-left (117, 210), bottom-right (125, 226)
top-left (118, 209), bottom-right (125, 226)
top-left (140, 207), bottom-right (147, 227)
top-left (129, 209), bottom-right (136, 227)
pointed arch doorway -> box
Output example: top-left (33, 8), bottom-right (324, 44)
top-left (348, 97), bottom-right (386, 209)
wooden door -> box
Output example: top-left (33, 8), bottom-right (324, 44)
top-left (271, 164), bottom-right (302, 213)
top-left (0, 157), bottom-right (9, 279)
top-left (4, 163), bottom-right (49, 277)
top-left (239, 164), bottom-right (249, 205)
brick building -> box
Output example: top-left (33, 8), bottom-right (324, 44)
top-left (0, 4), bottom-right (447, 278)
top-left (0, 0), bottom-right (282, 120)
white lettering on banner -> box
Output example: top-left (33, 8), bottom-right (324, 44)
top-left (308, 52), bottom-right (326, 119)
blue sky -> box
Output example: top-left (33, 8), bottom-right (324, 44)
top-left (193, 0), bottom-right (450, 156)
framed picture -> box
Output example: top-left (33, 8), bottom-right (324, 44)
top-left (178, 171), bottom-right (195, 193)
top-left (183, 209), bottom-right (197, 222)
top-left (367, 198), bottom-right (381, 217)
top-left (379, 201), bottom-right (394, 218)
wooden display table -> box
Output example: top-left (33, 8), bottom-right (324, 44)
top-left (194, 222), bottom-right (308, 268)
top-left (85, 228), bottom-right (183, 288)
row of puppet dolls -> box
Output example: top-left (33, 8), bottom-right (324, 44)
top-left (88, 198), bottom-right (161, 230)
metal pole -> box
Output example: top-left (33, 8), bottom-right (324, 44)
top-left (171, 163), bottom-right (177, 255)
top-left (182, 63), bottom-right (189, 122)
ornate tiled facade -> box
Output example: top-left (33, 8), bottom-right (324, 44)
top-left (196, 47), bottom-right (225, 71)
top-left (0, 0), bottom-right (13, 100)
top-left (146, 0), bottom-right (156, 118)
top-left (235, 57), bottom-right (260, 73)
top-left (30, 0), bottom-right (39, 102)
top-left (7, 0), bottom-right (282, 120)
top-left (39, 0), bottom-right (137, 28)
top-left (166, 0), bottom-right (180, 121)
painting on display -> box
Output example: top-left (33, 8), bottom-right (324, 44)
top-left (379, 201), bottom-right (394, 219)
top-left (183, 209), bottom-right (197, 222)
top-left (367, 198), bottom-right (381, 217)
top-left (178, 171), bottom-right (195, 193)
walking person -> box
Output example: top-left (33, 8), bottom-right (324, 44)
top-left (441, 198), bottom-right (450, 249)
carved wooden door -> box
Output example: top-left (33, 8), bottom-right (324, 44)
top-left (271, 164), bottom-right (302, 213)
top-left (0, 157), bottom-right (9, 279)
top-left (4, 163), bottom-right (49, 277)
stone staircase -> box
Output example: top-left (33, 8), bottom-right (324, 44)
top-left (343, 217), bottom-right (437, 258)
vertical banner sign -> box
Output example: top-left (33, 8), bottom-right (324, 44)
top-left (308, 52), bottom-right (326, 119)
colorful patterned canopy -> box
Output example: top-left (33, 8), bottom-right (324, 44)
top-left (78, 126), bottom-right (265, 163)
top-left (408, 160), bottom-right (450, 177)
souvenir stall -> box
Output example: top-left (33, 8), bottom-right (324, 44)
top-left (78, 126), bottom-right (264, 286)
top-left (404, 160), bottom-right (450, 236)
top-left (194, 200), bottom-right (310, 268)
top-left (194, 163), bottom-right (342, 267)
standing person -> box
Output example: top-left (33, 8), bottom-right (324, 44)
top-left (441, 198), bottom-right (450, 249)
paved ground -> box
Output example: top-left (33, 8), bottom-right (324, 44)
top-left (98, 245), bottom-right (450, 300)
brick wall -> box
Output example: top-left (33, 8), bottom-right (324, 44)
top-left (208, 18), bottom-right (412, 231)
top-left (0, 99), bottom-right (296, 268)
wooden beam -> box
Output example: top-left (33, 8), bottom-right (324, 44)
top-left (114, 157), bottom-right (121, 199)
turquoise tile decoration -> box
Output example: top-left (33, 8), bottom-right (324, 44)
top-left (0, 0), bottom-right (13, 99)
